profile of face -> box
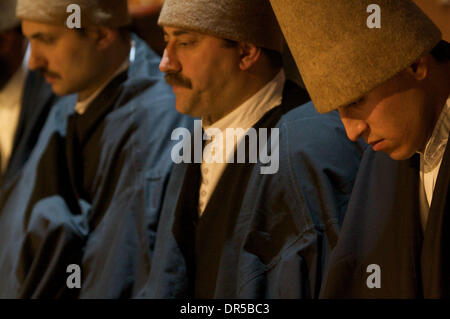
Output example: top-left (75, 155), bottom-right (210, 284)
top-left (159, 26), bottom-right (243, 120)
top-left (338, 59), bottom-right (437, 161)
top-left (21, 20), bottom-right (106, 97)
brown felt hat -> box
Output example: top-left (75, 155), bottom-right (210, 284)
top-left (270, 0), bottom-right (442, 113)
top-left (158, 0), bottom-right (283, 53)
top-left (0, 0), bottom-right (20, 32)
top-left (16, 0), bottom-right (131, 28)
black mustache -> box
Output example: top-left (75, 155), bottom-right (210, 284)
top-left (164, 73), bottom-right (192, 89)
top-left (38, 69), bottom-right (61, 79)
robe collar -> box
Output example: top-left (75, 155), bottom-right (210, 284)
top-left (422, 95), bottom-right (450, 170)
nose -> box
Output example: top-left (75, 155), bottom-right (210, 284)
top-left (28, 44), bottom-right (47, 71)
top-left (159, 47), bottom-right (181, 74)
top-left (338, 108), bottom-right (368, 142)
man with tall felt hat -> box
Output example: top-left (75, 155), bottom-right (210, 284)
top-left (0, 0), bottom-right (189, 298)
top-left (270, 0), bottom-right (450, 297)
top-left (0, 0), bottom-right (57, 191)
top-left (139, 0), bottom-right (365, 298)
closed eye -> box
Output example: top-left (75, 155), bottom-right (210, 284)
top-left (176, 39), bottom-right (197, 47)
top-left (347, 97), bottom-right (364, 109)
top-left (29, 33), bottom-right (56, 45)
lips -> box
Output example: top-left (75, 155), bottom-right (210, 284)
top-left (44, 75), bottom-right (57, 84)
top-left (369, 139), bottom-right (385, 151)
top-left (43, 72), bottom-right (60, 83)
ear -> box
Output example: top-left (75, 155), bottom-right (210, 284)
top-left (406, 55), bottom-right (428, 81)
top-left (238, 42), bottom-right (261, 71)
top-left (88, 26), bottom-right (117, 51)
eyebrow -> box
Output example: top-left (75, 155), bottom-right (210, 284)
top-left (27, 32), bottom-right (49, 40)
top-left (163, 30), bottom-right (196, 37)
top-left (346, 97), bottom-right (364, 108)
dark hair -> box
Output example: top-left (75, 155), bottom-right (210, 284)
top-left (222, 38), bottom-right (283, 69)
top-left (14, 25), bottom-right (23, 35)
top-left (431, 40), bottom-right (450, 63)
top-left (262, 48), bottom-right (283, 69)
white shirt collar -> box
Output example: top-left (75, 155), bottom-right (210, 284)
top-left (422, 95), bottom-right (450, 170)
top-left (202, 70), bottom-right (286, 132)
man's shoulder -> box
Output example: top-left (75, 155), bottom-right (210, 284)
top-left (279, 101), bottom-right (340, 127)
top-left (274, 101), bottom-right (366, 177)
top-left (277, 102), bottom-right (356, 151)
top-left (128, 34), bottom-right (164, 82)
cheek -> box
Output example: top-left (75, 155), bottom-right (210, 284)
top-left (189, 59), bottom-right (216, 90)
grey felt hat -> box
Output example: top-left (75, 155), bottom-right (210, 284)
top-left (270, 0), bottom-right (442, 113)
top-left (158, 0), bottom-right (283, 53)
top-left (17, 0), bottom-right (131, 27)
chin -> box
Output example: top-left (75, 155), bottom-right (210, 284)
top-left (386, 146), bottom-right (416, 161)
top-left (53, 85), bottom-right (78, 97)
top-left (50, 84), bottom-right (67, 96)
top-left (51, 87), bottom-right (65, 96)
top-left (175, 100), bottom-right (199, 117)
top-left (175, 103), bottom-right (191, 115)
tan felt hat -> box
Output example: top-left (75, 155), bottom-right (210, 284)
top-left (270, 0), bottom-right (442, 113)
top-left (158, 0), bottom-right (283, 53)
top-left (16, 0), bottom-right (131, 28)
top-left (0, 0), bottom-right (20, 32)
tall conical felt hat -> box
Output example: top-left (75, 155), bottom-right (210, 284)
top-left (0, 0), bottom-right (20, 32)
top-left (158, 0), bottom-right (283, 53)
top-left (16, 0), bottom-right (131, 27)
top-left (270, 0), bottom-right (442, 113)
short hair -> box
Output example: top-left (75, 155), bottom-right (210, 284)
top-left (14, 25), bottom-right (23, 35)
top-left (430, 40), bottom-right (450, 63)
top-left (222, 38), bottom-right (283, 69)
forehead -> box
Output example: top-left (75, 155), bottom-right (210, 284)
top-left (163, 27), bottom-right (202, 37)
top-left (162, 26), bottom-right (215, 40)
top-left (21, 20), bottom-right (66, 38)
top-left (344, 69), bottom-right (413, 109)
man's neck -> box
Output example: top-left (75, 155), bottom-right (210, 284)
top-left (208, 68), bottom-right (282, 124)
top-left (77, 42), bottom-right (131, 102)
top-left (77, 64), bottom-right (123, 102)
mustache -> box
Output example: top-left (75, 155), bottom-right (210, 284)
top-left (38, 68), bottom-right (61, 79)
top-left (164, 73), bottom-right (192, 89)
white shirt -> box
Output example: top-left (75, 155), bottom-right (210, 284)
top-left (198, 70), bottom-right (286, 216)
top-left (74, 41), bottom-right (135, 115)
top-left (0, 54), bottom-right (28, 173)
top-left (419, 95), bottom-right (450, 229)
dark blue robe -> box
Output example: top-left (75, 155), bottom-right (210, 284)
top-left (320, 136), bottom-right (450, 298)
top-left (0, 70), bottom-right (57, 190)
top-left (138, 81), bottom-right (366, 299)
top-left (0, 35), bottom-right (191, 298)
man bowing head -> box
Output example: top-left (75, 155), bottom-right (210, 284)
top-left (270, 0), bottom-right (450, 298)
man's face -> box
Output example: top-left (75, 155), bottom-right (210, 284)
top-left (338, 69), bottom-right (434, 160)
top-left (22, 20), bottom-right (102, 96)
top-left (160, 26), bottom-right (241, 119)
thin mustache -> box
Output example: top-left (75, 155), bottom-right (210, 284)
top-left (39, 69), bottom-right (61, 79)
top-left (164, 73), bottom-right (192, 89)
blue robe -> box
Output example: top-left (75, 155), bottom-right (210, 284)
top-left (0, 35), bottom-right (192, 298)
top-left (0, 70), bottom-right (57, 190)
top-left (138, 81), bottom-right (366, 299)
top-left (320, 137), bottom-right (450, 298)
